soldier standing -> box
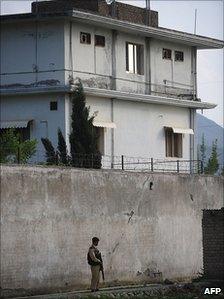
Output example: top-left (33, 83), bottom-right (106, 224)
top-left (87, 237), bottom-right (103, 292)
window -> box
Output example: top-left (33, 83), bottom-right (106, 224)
top-left (95, 35), bottom-right (105, 47)
top-left (126, 42), bottom-right (144, 75)
top-left (80, 32), bottom-right (91, 44)
top-left (175, 51), bottom-right (184, 61)
top-left (165, 128), bottom-right (182, 158)
top-left (163, 48), bottom-right (172, 60)
top-left (50, 101), bottom-right (57, 111)
top-left (96, 127), bottom-right (105, 155)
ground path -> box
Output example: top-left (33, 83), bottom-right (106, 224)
top-left (8, 281), bottom-right (223, 299)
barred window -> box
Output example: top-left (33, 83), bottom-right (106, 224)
top-left (80, 32), bottom-right (91, 44)
top-left (175, 51), bottom-right (184, 61)
top-left (163, 48), bottom-right (172, 60)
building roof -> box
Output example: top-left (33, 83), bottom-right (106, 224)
top-left (1, 10), bottom-right (223, 49)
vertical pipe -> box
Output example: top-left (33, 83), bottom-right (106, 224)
top-left (69, 21), bottom-right (74, 78)
top-left (145, 37), bottom-right (151, 94)
top-left (111, 30), bottom-right (117, 90)
top-left (111, 99), bottom-right (114, 168)
top-left (194, 9), bottom-right (197, 34)
top-left (121, 155), bottom-right (124, 170)
top-left (34, 0), bottom-right (38, 83)
top-left (151, 157), bottom-right (153, 172)
top-left (145, 0), bottom-right (150, 26)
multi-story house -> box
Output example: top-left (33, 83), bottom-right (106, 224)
top-left (1, 0), bottom-right (223, 165)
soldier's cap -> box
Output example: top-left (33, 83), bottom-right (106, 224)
top-left (92, 237), bottom-right (99, 243)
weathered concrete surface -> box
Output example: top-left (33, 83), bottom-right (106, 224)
top-left (0, 165), bottom-right (223, 296)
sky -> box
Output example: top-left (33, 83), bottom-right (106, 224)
top-left (0, 0), bottom-right (223, 127)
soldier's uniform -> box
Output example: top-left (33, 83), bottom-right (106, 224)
top-left (88, 245), bottom-right (101, 291)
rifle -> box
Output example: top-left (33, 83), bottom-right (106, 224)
top-left (99, 253), bottom-right (105, 281)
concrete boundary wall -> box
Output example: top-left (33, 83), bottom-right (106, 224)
top-left (0, 165), bottom-right (223, 296)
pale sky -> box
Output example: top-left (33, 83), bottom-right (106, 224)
top-left (1, 0), bottom-right (223, 127)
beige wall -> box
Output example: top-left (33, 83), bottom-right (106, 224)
top-left (86, 96), bottom-right (192, 159)
top-left (1, 166), bottom-right (223, 296)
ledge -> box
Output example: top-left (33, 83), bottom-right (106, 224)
top-left (0, 85), bottom-right (215, 109)
top-left (84, 87), bottom-right (216, 109)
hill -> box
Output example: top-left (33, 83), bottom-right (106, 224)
top-left (196, 113), bottom-right (223, 168)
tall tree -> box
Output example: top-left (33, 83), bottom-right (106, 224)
top-left (41, 138), bottom-right (58, 165)
top-left (204, 139), bottom-right (219, 175)
top-left (57, 128), bottom-right (69, 165)
top-left (199, 133), bottom-right (206, 172)
top-left (69, 80), bottom-right (101, 168)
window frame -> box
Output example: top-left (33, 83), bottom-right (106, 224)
top-left (175, 50), bottom-right (184, 62)
top-left (50, 101), bottom-right (58, 111)
top-left (165, 128), bottom-right (183, 158)
top-left (126, 42), bottom-right (144, 75)
top-left (80, 32), bottom-right (91, 45)
top-left (95, 35), bottom-right (105, 47)
top-left (162, 48), bottom-right (172, 60)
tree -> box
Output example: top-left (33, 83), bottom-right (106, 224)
top-left (57, 128), bottom-right (69, 165)
top-left (69, 79), bottom-right (101, 168)
top-left (204, 139), bottom-right (219, 175)
top-left (41, 137), bottom-right (58, 165)
top-left (0, 128), bottom-right (37, 163)
top-left (199, 133), bottom-right (206, 172)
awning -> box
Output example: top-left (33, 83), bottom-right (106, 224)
top-left (0, 120), bottom-right (32, 129)
top-left (164, 126), bottom-right (194, 135)
top-left (93, 121), bottom-right (116, 129)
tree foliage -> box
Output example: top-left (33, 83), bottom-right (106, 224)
top-left (0, 128), bottom-right (37, 163)
top-left (69, 79), bottom-right (101, 168)
top-left (57, 128), bottom-right (69, 165)
top-left (204, 139), bottom-right (219, 175)
top-left (199, 134), bottom-right (206, 170)
top-left (41, 80), bottom-right (101, 168)
top-left (41, 137), bottom-right (58, 165)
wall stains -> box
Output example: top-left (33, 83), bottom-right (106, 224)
top-left (1, 79), bottom-right (61, 89)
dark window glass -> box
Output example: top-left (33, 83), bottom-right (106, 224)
top-left (95, 35), bottom-right (105, 47)
top-left (80, 32), bottom-right (91, 44)
top-left (175, 51), bottom-right (184, 61)
top-left (50, 101), bottom-right (58, 111)
top-left (163, 48), bottom-right (172, 59)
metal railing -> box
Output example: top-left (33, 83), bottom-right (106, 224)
top-left (0, 147), bottom-right (203, 174)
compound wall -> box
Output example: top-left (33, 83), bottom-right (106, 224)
top-left (0, 165), bottom-right (223, 296)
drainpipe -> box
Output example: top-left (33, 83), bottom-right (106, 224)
top-left (69, 21), bottom-right (74, 79)
top-left (190, 108), bottom-right (195, 174)
top-left (190, 46), bottom-right (197, 173)
top-left (111, 98), bottom-right (115, 168)
top-left (34, 0), bottom-right (39, 84)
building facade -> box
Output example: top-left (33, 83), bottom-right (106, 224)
top-left (1, 0), bottom-right (223, 165)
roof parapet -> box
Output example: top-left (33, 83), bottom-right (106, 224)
top-left (31, 0), bottom-right (159, 27)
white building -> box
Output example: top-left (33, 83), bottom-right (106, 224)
top-left (1, 0), bottom-right (223, 168)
